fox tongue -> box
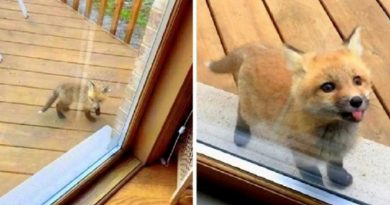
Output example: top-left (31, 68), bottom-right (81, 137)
top-left (352, 111), bottom-right (363, 121)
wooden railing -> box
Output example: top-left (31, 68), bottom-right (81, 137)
top-left (61, 0), bottom-right (143, 44)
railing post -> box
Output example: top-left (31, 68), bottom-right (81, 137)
top-left (124, 0), bottom-right (143, 43)
top-left (110, 0), bottom-right (125, 35)
top-left (85, 0), bottom-right (93, 18)
top-left (72, 0), bottom-right (80, 10)
top-left (97, 0), bottom-right (109, 25)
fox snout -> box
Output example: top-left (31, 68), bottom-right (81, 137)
top-left (337, 95), bottom-right (369, 122)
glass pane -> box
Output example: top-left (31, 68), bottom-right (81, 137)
top-left (0, 0), bottom-right (170, 202)
top-left (197, 0), bottom-right (390, 204)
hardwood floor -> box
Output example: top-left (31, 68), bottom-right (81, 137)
top-left (104, 163), bottom-right (177, 205)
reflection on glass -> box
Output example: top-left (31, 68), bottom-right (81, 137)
top-left (198, 27), bottom-right (388, 204)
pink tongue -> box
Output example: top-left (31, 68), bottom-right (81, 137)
top-left (352, 111), bottom-right (363, 121)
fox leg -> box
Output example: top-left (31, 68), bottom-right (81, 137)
top-left (327, 158), bottom-right (352, 187)
top-left (293, 152), bottom-right (324, 186)
top-left (84, 109), bottom-right (96, 122)
top-left (234, 104), bottom-right (251, 147)
top-left (56, 102), bottom-right (66, 119)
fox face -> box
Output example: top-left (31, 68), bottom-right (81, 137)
top-left (87, 81), bottom-right (111, 115)
top-left (284, 27), bottom-right (371, 122)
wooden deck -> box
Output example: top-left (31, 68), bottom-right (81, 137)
top-left (0, 0), bottom-right (136, 196)
top-left (198, 0), bottom-right (390, 146)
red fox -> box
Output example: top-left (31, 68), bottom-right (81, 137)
top-left (208, 27), bottom-right (371, 187)
top-left (39, 81), bottom-right (111, 122)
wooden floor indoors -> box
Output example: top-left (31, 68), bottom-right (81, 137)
top-left (0, 0), bottom-right (136, 195)
top-left (198, 0), bottom-right (390, 146)
top-left (103, 163), bottom-right (177, 205)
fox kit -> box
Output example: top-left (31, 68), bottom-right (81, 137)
top-left (208, 28), bottom-right (371, 187)
top-left (39, 81), bottom-right (111, 122)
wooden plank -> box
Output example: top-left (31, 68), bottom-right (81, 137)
top-left (104, 164), bottom-right (177, 205)
top-left (0, 68), bottom-right (127, 98)
top-left (378, 0), bottom-right (390, 13)
top-left (72, 157), bottom-right (141, 205)
top-left (0, 146), bottom-right (63, 174)
top-left (0, 84), bottom-right (121, 115)
top-left (97, 0), bottom-right (109, 25)
top-left (0, 0), bottom-right (81, 19)
top-left (0, 8), bottom-right (95, 29)
top-left (320, 0), bottom-right (390, 114)
top-left (0, 19), bottom-right (120, 44)
top-left (124, 0), bottom-right (143, 43)
top-left (110, 0), bottom-right (125, 35)
top-left (207, 0), bottom-right (282, 51)
top-left (20, 0), bottom-right (65, 7)
top-left (264, 0), bottom-right (390, 146)
top-left (0, 55), bottom-right (131, 84)
top-left (0, 41), bottom-right (135, 69)
top-left (0, 102), bottom-right (115, 132)
top-left (197, 0), bottom-right (236, 93)
top-left (0, 28), bottom-right (135, 57)
top-left (0, 172), bottom-right (30, 197)
top-left (0, 123), bottom-right (88, 152)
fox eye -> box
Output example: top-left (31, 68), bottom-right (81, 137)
top-left (353, 76), bottom-right (362, 86)
top-left (320, 82), bottom-right (336, 93)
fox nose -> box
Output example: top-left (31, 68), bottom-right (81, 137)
top-left (350, 96), bottom-right (363, 108)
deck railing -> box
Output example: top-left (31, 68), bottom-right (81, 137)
top-left (61, 0), bottom-right (143, 44)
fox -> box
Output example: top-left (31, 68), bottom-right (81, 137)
top-left (207, 27), bottom-right (371, 187)
top-left (39, 81), bottom-right (111, 122)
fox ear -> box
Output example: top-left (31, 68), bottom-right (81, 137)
top-left (345, 26), bottom-right (363, 57)
top-left (283, 44), bottom-right (305, 74)
top-left (102, 86), bottom-right (111, 93)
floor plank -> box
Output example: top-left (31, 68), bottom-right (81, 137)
top-left (207, 0), bottom-right (281, 51)
top-left (0, 172), bottom-right (30, 197)
top-left (0, 123), bottom-right (89, 151)
top-left (0, 84), bottom-right (121, 115)
top-left (0, 68), bottom-right (126, 98)
top-left (0, 56), bottom-right (131, 84)
top-left (0, 146), bottom-right (63, 174)
top-left (0, 28), bottom-right (134, 57)
top-left (0, 102), bottom-right (115, 132)
top-left (0, 19), bottom-right (119, 44)
top-left (0, 8), bottom-right (95, 29)
top-left (0, 41), bottom-right (134, 69)
top-left (197, 0), bottom-right (236, 93)
top-left (320, 0), bottom-right (390, 114)
top-left (0, 0), bottom-right (82, 18)
top-left (104, 163), bottom-right (177, 205)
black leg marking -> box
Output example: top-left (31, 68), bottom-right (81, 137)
top-left (294, 153), bottom-right (324, 186)
top-left (56, 102), bottom-right (66, 119)
top-left (234, 108), bottom-right (251, 147)
top-left (84, 109), bottom-right (96, 122)
top-left (327, 161), bottom-right (353, 187)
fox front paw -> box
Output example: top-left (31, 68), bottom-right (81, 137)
top-left (327, 164), bottom-right (353, 187)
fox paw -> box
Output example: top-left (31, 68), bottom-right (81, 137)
top-left (327, 165), bottom-right (353, 187)
top-left (57, 112), bottom-right (66, 119)
top-left (298, 165), bottom-right (324, 186)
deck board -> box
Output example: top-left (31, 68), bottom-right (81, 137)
top-left (0, 68), bottom-right (126, 98)
top-left (0, 173), bottom-right (30, 196)
top-left (0, 56), bottom-right (131, 83)
top-left (0, 27), bottom-right (134, 56)
top-left (197, 0), bottom-right (236, 93)
top-left (0, 0), bottom-right (137, 195)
